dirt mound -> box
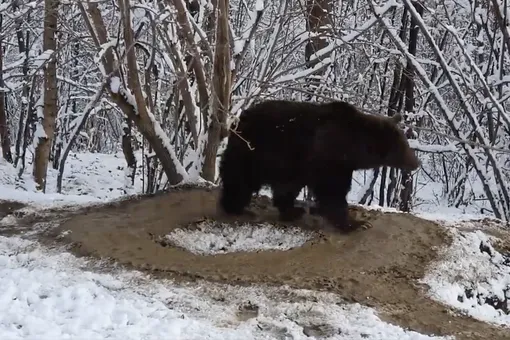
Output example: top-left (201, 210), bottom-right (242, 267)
top-left (9, 187), bottom-right (509, 339)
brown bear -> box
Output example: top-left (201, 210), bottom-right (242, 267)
top-left (218, 99), bottom-right (420, 232)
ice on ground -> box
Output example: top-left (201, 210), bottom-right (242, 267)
top-left (421, 226), bottom-right (510, 327)
top-left (0, 235), bottom-right (451, 340)
top-left (163, 220), bottom-right (315, 255)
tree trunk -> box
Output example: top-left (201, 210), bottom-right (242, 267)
top-left (0, 13), bottom-right (12, 163)
top-left (79, 0), bottom-right (187, 185)
top-left (13, 0), bottom-right (30, 167)
top-left (56, 84), bottom-right (105, 193)
top-left (33, 0), bottom-right (59, 192)
top-left (302, 0), bottom-right (332, 201)
top-left (304, 0), bottom-right (332, 99)
top-left (122, 117), bottom-right (137, 187)
top-left (380, 8), bottom-right (408, 206)
top-left (398, 2), bottom-right (423, 212)
top-left (201, 0), bottom-right (231, 182)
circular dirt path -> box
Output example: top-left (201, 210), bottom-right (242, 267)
top-left (5, 187), bottom-right (509, 339)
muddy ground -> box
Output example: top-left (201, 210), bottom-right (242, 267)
top-left (1, 185), bottom-right (509, 340)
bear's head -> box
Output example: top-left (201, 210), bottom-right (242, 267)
top-left (379, 113), bottom-right (420, 171)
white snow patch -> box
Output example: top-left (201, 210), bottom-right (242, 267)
top-left (109, 76), bottom-right (121, 93)
top-left (408, 139), bottom-right (458, 153)
top-left (421, 227), bottom-right (510, 326)
top-left (416, 210), bottom-right (494, 225)
top-left (163, 221), bottom-right (315, 255)
top-left (233, 39), bottom-right (244, 55)
top-left (0, 215), bottom-right (17, 227)
top-left (0, 235), bottom-right (451, 340)
top-left (0, 152), bottom-right (144, 209)
top-left (119, 87), bottom-right (139, 114)
top-left (255, 0), bottom-right (264, 11)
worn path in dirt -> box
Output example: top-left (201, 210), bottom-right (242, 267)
top-left (1, 187), bottom-right (509, 339)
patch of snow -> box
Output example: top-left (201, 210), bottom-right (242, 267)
top-left (119, 87), bottom-right (139, 114)
top-left (347, 170), bottom-right (495, 224)
top-left (421, 227), bottom-right (510, 327)
top-left (32, 95), bottom-right (46, 150)
top-left (408, 139), bottom-right (458, 153)
top-left (416, 210), bottom-right (492, 225)
top-left (0, 215), bottom-right (17, 227)
top-left (255, 0), bottom-right (264, 11)
top-left (109, 76), bottom-right (121, 93)
top-left (133, 7), bottom-right (145, 19)
top-left (146, 108), bottom-right (189, 182)
top-left (0, 235), bottom-right (451, 339)
top-left (163, 221), bottom-right (314, 255)
top-left (0, 152), bottom-right (144, 209)
top-left (33, 49), bottom-right (54, 68)
top-left (233, 39), bottom-right (243, 55)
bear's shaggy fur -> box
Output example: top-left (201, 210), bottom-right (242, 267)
top-left (218, 99), bottom-right (420, 231)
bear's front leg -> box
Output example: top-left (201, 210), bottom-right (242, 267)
top-left (279, 206), bottom-right (306, 221)
top-left (311, 200), bottom-right (357, 232)
top-left (347, 214), bottom-right (374, 230)
top-left (218, 179), bottom-right (258, 218)
top-left (308, 166), bottom-right (367, 232)
top-left (310, 204), bottom-right (373, 231)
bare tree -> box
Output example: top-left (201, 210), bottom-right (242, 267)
top-left (303, 0), bottom-right (333, 99)
top-left (0, 0), bottom-right (509, 223)
top-left (397, 2), bottom-right (423, 212)
top-left (0, 11), bottom-right (12, 163)
top-left (201, 0), bottom-right (231, 181)
top-left (79, 0), bottom-right (188, 185)
top-left (33, 0), bottom-right (59, 191)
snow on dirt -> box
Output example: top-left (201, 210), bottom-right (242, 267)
top-left (0, 235), bottom-right (451, 340)
top-left (421, 227), bottom-right (510, 327)
top-left (1, 150), bottom-right (509, 336)
top-left (163, 220), bottom-right (315, 255)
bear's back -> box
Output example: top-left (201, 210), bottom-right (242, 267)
top-left (235, 100), bottom-right (321, 142)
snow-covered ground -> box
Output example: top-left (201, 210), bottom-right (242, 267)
top-left (0, 151), bottom-right (509, 338)
top-left (0, 152), bottom-right (141, 208)
top-left (0, 235), bottom-right (452, 340)
top-left (421, 226), bottom-right (510, 327)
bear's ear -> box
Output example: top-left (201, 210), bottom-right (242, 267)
top-left (390, 113), bottom-right (403, 124)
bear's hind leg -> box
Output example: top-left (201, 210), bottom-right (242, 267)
top-left (271, 183), bottom-right (305, 222)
